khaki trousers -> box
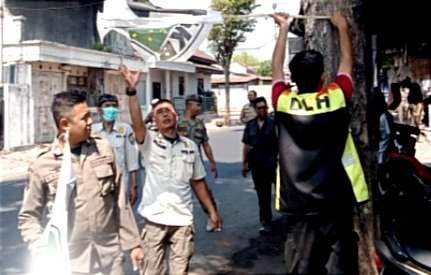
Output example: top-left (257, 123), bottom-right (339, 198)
top-left (72, 251), bottom-right (124, 275)
top-left (140, 220), bottom-right (194, 275)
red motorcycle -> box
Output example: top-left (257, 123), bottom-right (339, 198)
top-left (375, 123), bottom-right (431, 274)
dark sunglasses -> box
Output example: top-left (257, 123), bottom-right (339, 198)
top-left (256, 106), bottom-right (268, 110)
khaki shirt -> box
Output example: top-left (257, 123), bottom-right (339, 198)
top-left (138, 131), bottom-right (206, 226)
top-left (92, 122), bottom-right (140, 190)
top-left (240, 103), bottom-right (257, 124)
top-left (18, 137), bottom-right (141, 273)
top-left (177, 117), bottom-right (209, 148)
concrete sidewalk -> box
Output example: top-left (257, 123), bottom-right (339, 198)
top-left (0, 144), bottom-right (50, 182)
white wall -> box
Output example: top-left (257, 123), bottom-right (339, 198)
top-left (32, 69), bottom-right (64, 143)
top-left (213, 84), bottom-right (272, 117)
top-left (202, 74), bottom-right (212, 92)
top-left (3, 84), bottom-right (34, 149)
top-left (213, 85), bottom-right (247, 116)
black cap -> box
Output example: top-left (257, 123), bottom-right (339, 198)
top-left (98, 94), bottom-right (119, 107)
top-left (186, 94), bottom-right (202, 104)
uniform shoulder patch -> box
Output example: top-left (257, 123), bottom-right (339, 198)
top-left (118, 126), bottom-right (126, 135)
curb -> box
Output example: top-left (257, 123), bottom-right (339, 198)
top-left (0, 172), bottom-right (28, 183)
top-left (0, 168), bottom-right (28, 182)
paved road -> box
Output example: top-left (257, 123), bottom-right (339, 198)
top-left (0, 179), bottom-right (32, 274)
top-left (0, 126), bottom-right (286, 275)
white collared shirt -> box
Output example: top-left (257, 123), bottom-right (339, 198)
top-left (138, 130), bottom-right (206, 226)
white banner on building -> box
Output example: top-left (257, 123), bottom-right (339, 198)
top-left (97, 0), bottom-right (222, 63)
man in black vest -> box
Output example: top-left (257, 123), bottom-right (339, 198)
top-left (242, 97), bottom-right (278, 234)
top-left (271, 12), bottom-right (357, 274)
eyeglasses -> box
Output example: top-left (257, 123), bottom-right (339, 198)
top-left (256, 106), bottom-right (268, 110)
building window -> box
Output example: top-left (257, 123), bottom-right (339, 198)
top-left (197, 78), bottom-right (204, 95)
top-left (153, 82), bottom-right (161, 99)
top-left (179, 76), bottom-right (185, 96)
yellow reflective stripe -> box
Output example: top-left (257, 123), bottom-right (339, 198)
top-left (276, 88), bottom-right (346, 115)
top-left (275, 165), bottom-right (281, 211)
top-left (342, 133), bottom-right (370, 203)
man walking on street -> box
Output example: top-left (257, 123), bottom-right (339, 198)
top-left (240, 90), bottom-right (257, 124)
top-left (177, 94), bottom-right (218, 178)
top-left (18, 90), bottom-right (144, 275)
top-left (119, 65), bottom-right (222, 275)
top-left (242, 96), bottom-right (278, 234)
top-left (272, 12), bottom-right (368, 274)
top-left (177, 94), bottom-right (219, 231)
top-left (93, 94), bottom-right (140, 205)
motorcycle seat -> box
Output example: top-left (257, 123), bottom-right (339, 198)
top-left (405, 244), bottom-right (431, 271)
top-left (387, 152), bottom-right (431, 183)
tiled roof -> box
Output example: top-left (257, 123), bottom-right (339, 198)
top-left (211, 74), bottom-right (272, 84)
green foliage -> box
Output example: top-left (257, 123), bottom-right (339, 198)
top-left (257, 60), bottom-right (272, 76)
top-left (233, 52), bottom-right (260, 68)
top-left (209, 0), bottom-right (257, 67)
top-left (92, 42), bottom-right (112, 53)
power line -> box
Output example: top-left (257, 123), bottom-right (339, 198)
top-left (7, 1), bottom-right (105, 12)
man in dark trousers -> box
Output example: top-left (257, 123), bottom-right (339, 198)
top-left (271, 12), bottom-right (368, 274)
top-left (242, 96), bottom-right (278, 234)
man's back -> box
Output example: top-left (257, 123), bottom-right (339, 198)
top-left (274, 79), bottom-right (354, 214)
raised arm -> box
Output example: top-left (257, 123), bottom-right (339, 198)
top-left (119, 65), bottom-right (147, 143)
top-left (271, 13), bottom-right (290, 81)
top-left (331, 12), bottom-right (353, 76)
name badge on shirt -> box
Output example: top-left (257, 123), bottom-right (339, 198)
top-left (90, 155), bottom-right (114, 167)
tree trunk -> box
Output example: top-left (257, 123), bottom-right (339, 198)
top-left (223, 64), bottom-right (231, 126)
top-left (301, 0), bottom-right (377, 274)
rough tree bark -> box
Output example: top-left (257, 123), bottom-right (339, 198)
top-left (301, 0), bottom-right (378, 274)
top-left (223, 61), bottom-right (232, 126)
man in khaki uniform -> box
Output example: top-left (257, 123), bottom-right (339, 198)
top-left (119, 65), bottom-right (222, 275)
top-left (240, 90), bottom-right (257, 124)
top-left (177, 94), bottom-right (217, 177)
top-left (177, 94), bottom-right (219, 231)
top-left (18, 90), bottom-right (144, 275)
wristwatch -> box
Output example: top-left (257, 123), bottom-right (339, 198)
top-left (126, 88), bottom-right (137, 96)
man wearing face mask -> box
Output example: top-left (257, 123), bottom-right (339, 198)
top-left (93, 94), bottom-right (140, 205)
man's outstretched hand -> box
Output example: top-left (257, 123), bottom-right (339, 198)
top-left (272, 12), bottom-right (290, 28)
top-left (330, 11), bottom-right (348, 30)
top-left (119, 64), bottom-right (141, 90)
